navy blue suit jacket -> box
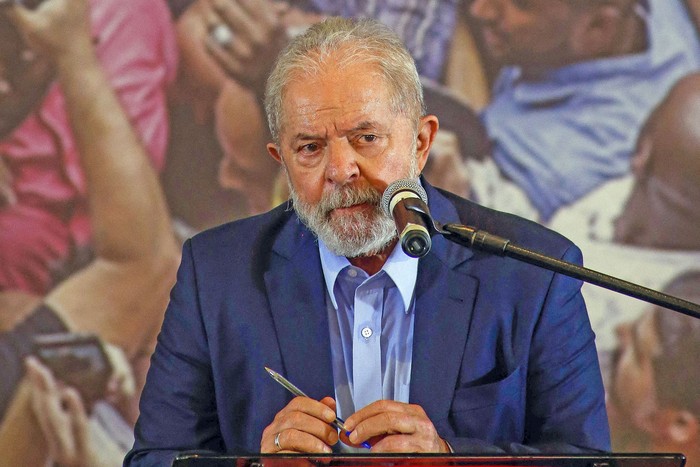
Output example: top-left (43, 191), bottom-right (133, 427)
top-left (126, 183), bottom-right (610, 465)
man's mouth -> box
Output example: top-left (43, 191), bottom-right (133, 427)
top-left (330, 202), bottom-right (373, 216)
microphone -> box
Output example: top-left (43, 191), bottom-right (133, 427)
top-left (381, 179), bottom-right (432, 258)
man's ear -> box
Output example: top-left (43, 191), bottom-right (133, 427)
top-left (267, 143), bottom-right (284, 165)
top-left (654, 409), bottom-right (699, 444)
top-left (415, 115), bottom-right (439, 173)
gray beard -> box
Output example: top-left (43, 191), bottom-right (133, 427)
top-left (291, 183), bottom-right (398, 258)
top-left (286, 145), bottom-right (420, 258)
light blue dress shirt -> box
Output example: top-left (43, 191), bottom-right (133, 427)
top-left (481, 0), bottom-right (700, 221)
top-left (319, 239), bottom-right (419, 439)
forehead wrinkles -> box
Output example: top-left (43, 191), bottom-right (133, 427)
top-left (285, 107), bottom-right (384, 144)
top-left (280, 71), bottom-right (391, 138)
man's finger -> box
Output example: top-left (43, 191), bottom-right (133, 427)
top-left (25, 356), bottom-right (55, 392)
top-left (210, 0), bottom-right (253, 40)
top-left (237, 0), bottom-right (286, 28)
top-left (282, 396), bottom-right (337, 424)
top-left (319, 396), bottom-right (336, 411)
top-left (348, 410), bottom-right (418, 445)
top-left (62, 387), bottom-right (89, 459)
top-left (273, 407), bottom-right (338, 443)
top-left (265, 428), bottom-right (334, 453)
top-left (206, 36), bottom-right (244, 77)
top-left (344, 399), bottom-right (420, 429)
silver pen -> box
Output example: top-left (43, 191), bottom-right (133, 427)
top-left (264, 366), bottom-right (372, 449)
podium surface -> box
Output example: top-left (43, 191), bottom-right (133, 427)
top-left (173, 453), bottom-right (685, 467)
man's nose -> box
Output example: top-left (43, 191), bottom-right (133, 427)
top-left (325, 139), bottom-right (360, 186)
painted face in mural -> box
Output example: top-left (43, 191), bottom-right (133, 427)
top-left (468, 0), bottom-right (589, 69)
top-left (266, 54), bottom-right (435, 258)
top-left (0, 16), bottom-right (55, 138)
top-left (610, 311), bottom-right (661, 431)
top-left (609, 295), bottom-right (700, 462)
top-left (614, 73), bottom-right (700, 250)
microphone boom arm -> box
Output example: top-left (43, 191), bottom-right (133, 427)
top-left (405, 204), bottom-right (700, 320)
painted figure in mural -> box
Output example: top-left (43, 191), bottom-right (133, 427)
top-left (548, 71), bottom-right (700, 249)
top-left (612, 72), bottom-right (700, 250)
top-left (545, 72), bottom-right (700, 467)
top-left (126, 17), bottom-right (609, 465)
top-left (606, 271), bottom-right (700, 467)
top-left (469, 0), bottom-right (700, 220)
top-left (0, 0), bottom-right (179, 464)
top-left (0, 0), bottom-right (177, 295)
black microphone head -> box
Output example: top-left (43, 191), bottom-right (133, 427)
top-left (401, 226), bottom-right (431, 258)
top-left (381, 178), bottom-right (428, 216)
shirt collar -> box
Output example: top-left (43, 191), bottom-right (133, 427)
top-left (319, 239), bottom-right (419, 314)
top-left (500, 49), bottom-right (649, 106)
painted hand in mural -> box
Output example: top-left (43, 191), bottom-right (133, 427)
top-left (25, 356), bottom-right (129, 467)
top-left (203, 0), bottom-right (289, 95)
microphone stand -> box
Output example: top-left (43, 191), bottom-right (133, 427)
top-left (404, 200), bottom-right (700, 320)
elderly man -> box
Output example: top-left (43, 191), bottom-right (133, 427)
top-left (163, 0), bottom-right (463, 229)
top-left (470, 0), bottom-right (700, 221)
top-left (126, 17), bottom-right (609, 464)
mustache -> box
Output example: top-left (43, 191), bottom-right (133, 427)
top-left (319, 184), bottom-right (383, 213)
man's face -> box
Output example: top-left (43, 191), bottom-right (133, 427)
top-left (614, 120), bottom-right (700, 250)
top-left (266, 57), bottom-right (434, 257)
top-left (610, 311), bottom-right (661, 431)
top-left (0, 20), bottom-right (55, 138)
top-left (468, 0), bottom-right (584, 69)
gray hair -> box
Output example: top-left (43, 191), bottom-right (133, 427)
top-left (264, 16), bottom-right (425, 144)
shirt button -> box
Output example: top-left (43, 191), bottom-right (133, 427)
top-left (347, 268), bottom-right (358, 278)
top-left (361, 327), bottom-right (373, 339)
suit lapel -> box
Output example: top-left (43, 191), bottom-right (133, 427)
top-left (410, 184), bottom-right (479, 422)
top-left (264, 219), bottom-right (335, 400)
top-left (261, 184), bottom-right (480, 417)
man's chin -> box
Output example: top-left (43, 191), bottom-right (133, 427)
top-left (328, 238), bottom-right (395, 259)
top-left (320, 222), bottom-right (396, 258)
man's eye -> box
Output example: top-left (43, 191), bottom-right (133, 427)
top-left (299, 143), bottom-right (319, 153)
top-left (360, 134), bottom-right (377, 143)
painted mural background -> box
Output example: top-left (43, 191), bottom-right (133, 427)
top-left (1, 0), bottom-right (699, 465)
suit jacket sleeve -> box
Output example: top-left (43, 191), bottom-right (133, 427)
top-left (125, 239), bottom-right (224, 466)
top-left (444, 244), bottom-right (610, 453)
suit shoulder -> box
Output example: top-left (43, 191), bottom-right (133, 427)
top-left (187, 203), bottom-right (293, 255)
